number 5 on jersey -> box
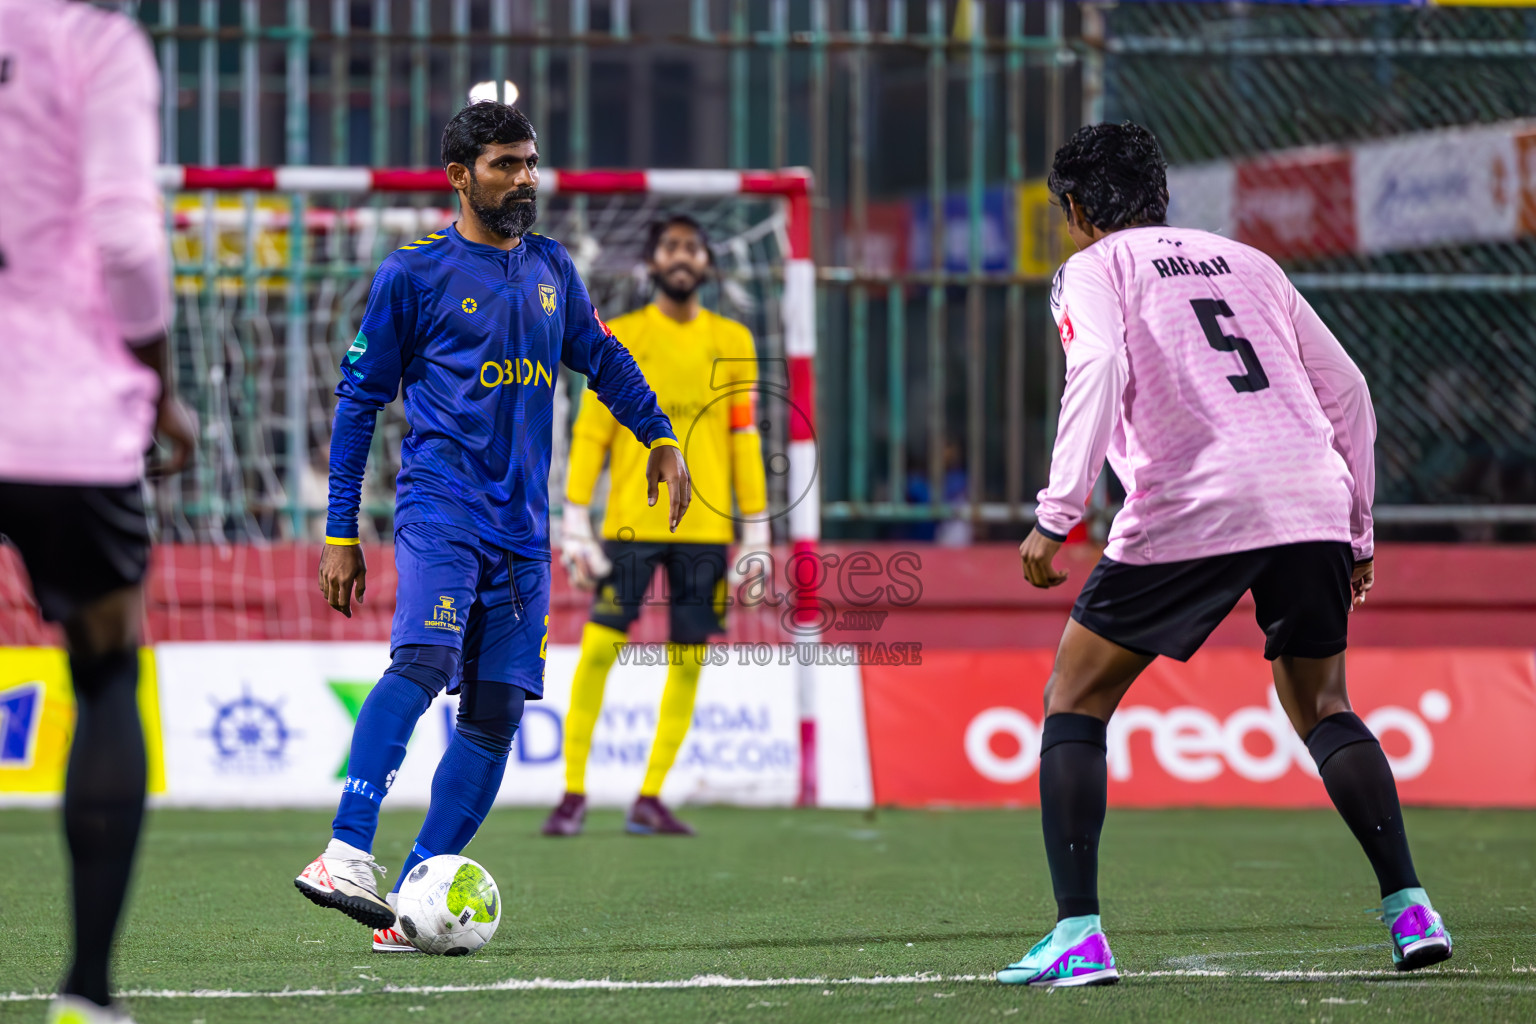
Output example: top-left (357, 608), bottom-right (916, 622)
top-left (1191, 298), bottom-right (1270, 394)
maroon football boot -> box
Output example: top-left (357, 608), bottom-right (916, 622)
top-left (541, 791), bottom-right (587, 836)
top-left (625, 796), bottom-right (695, 835)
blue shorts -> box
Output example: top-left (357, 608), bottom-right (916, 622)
top-left (391, 522), bottom-right (551, 697)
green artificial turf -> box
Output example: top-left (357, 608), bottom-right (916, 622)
top-left (0, 806), bottom-right (1532, 1022)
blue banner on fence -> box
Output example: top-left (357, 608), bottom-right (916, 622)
top-left (909, 188), bottom-right (1013, 274)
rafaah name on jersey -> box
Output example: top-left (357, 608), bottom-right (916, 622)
top-left (1151, 254), bottom-right (1232, 280)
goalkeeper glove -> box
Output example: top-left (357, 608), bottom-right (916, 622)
top-left (728, 519), bottom-right (773, 608)
top-left (560, 502), bottom-right (612, 590)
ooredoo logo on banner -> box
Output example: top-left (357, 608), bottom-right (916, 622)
top-left (862, 649), bottom-right (1536, 807)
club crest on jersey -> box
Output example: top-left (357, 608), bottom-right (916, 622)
top-left (539, 283), bottom-right (558, 315)
top-left (425, 596), bottom-right (462, 633)
top-left (461, 297), bottom-right (479, 314)
top-left (1058, 309), bottom-right (1075, 352)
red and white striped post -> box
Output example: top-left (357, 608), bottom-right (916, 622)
top-left (777, 185), bottom-right (820, 808)
top-left (158, 164), bottom-right (822, 805)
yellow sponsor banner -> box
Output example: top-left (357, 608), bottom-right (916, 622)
top-left (168, 195), bottom-right (293, 293)
top-left (0, 648), bottom-right (165, 797)
top-left (1015, 179), bottom-right (1075, 276)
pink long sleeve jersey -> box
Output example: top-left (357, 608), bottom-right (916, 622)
top-left (0, 0), bottom-right (169, 485)
top-left (1036, 226), bottom-right (1376, 565)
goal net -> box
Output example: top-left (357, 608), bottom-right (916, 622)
top-left (153, 169), bottom-right (812, 564)
top-left (126, 169), bottom-right (814, 649)
top-left (123, 167), bottom-right (824, 805)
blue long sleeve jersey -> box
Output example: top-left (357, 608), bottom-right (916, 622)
top-left (325, 224), bottom-right (677, 559)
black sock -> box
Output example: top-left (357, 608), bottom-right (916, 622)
top-left (61, 648), bottom-right (147, 1007)
top-left (1306, 712), bottom-right (1420, 898)
top-left (1039, 713), bottom-right (1108, 921)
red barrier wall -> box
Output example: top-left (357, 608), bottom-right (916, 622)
top-left (2, 541), bottom-right (1533, 647)
top-left (807, 542), bottom-right (1536, 650)
top-left (0, 543), bottom-right (785, 646)
top-left (863, 647), bottom-right (1536, 808)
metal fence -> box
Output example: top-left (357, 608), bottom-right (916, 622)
top-left (156, 187), bottom-right (791, 543)
top-left (128, 0), bottom-right (1536, 544)
top-left (1105, 2), bottom-right (1536, 539)
top-left (133, 0), bottom-right (1089, 543)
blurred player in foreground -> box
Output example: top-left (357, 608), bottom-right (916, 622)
top-left (543, 216), bottom-right (769, 837)
top-left (0, 2), bottom-right (196, 1020)
top-left (294, 101), bottom-right (690, 951)
top-left (1001, 122), bottom-right (1451, 987)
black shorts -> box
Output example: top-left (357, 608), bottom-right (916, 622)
top-left (590, 541), bottom-right (728, 645)
top-left (1071, 541), bottom-right (1354, 663)
top-left (0, 481), bottom-right (151, 623)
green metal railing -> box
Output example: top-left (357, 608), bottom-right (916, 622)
top-left (1105, 2), bottom-right (1536, 538)
top-left (127, 0), bottom-right (1533, 545)
top-left (131, 0), bottom-right (1088, 543)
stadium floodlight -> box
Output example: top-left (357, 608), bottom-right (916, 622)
top-left (468, 80), bottom-right (519, 106)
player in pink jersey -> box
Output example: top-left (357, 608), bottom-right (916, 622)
top-left (996, 123), bottom-right (1450, 987)
top-left (0, 2), bottom-right (194, 1021)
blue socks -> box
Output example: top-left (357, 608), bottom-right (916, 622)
top-left (331, 645), bottom-right (459, 851)
top-left (393, 682), bottom-right (526, 891)
top-left (394, 738), bottom-right (506, 890)
top-left (331, 672), bottom-right (434, 851)
top-left (330, 641), bottom-right (525, 885)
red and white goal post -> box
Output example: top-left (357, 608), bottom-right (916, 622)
top-left (157, 164), bottom-right (825, 806)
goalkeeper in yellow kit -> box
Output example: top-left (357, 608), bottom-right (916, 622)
top-left (543, 215), bottom-right (769, 836)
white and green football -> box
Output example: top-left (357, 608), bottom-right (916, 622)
top-left (394, 854), bottom-right (501, 956)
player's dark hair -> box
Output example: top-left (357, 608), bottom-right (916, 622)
top-left (1048, 121), bottom-right (1168, 232)
top-left (441, 101), bottom-right (537, 171)
top-left (643, 214), bottom-right (715, 266)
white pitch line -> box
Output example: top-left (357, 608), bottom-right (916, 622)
top-left (1164, 945), bottom-right (1385, 970)
top-left (1130, 968), bottom-right (1486, 979)
top-left (1, 975), bottom-right (979, 1002)
top-left (0, 967), bottom-right (1509, 1003)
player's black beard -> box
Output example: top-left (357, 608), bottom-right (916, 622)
top-left (469, 181), bottom-right (538, 240)
top-left (651, 267), bottom-right (704, 303)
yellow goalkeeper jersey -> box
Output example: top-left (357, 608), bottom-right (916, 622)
top-left (566, 303), bottom-right (767, 545)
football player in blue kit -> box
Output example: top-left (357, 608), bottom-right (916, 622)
top-left (294, 101), bottom-right (692, 948)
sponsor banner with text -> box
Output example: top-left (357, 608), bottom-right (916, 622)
top-left (153, 642), bottom-right (798, 808)
top-left (863, 648), bottom-right (1536, 808)
top-left (0, 647), bottom-right (166, 803)
top-left (1235, 148), bottom-right (1356, 261)
top-left (840, 200), bottom-right (912, 276)
top-left (1015, 179), bottom-right (1075, 277)
top-left (1354, 124), bottom-right (1521, 253)
top-left (1018, 119), bottom-right (1536, 271)
top-left (910, 187), bottom-right (1013, 273)
top-left (1518, 125), bottom-right (1536, 237)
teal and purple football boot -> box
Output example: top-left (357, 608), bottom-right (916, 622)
top-left (1383, 887), bottom-right (1452, 971)
top-left (996, 915), bottom-right (1120, 987)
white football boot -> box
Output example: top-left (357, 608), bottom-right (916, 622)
top-left (373, 891), bottom-right (418, 952)
top-left (46, 995), bottom-right (134, 1023)
top-left (294, 838), bottom-right (396, 929)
